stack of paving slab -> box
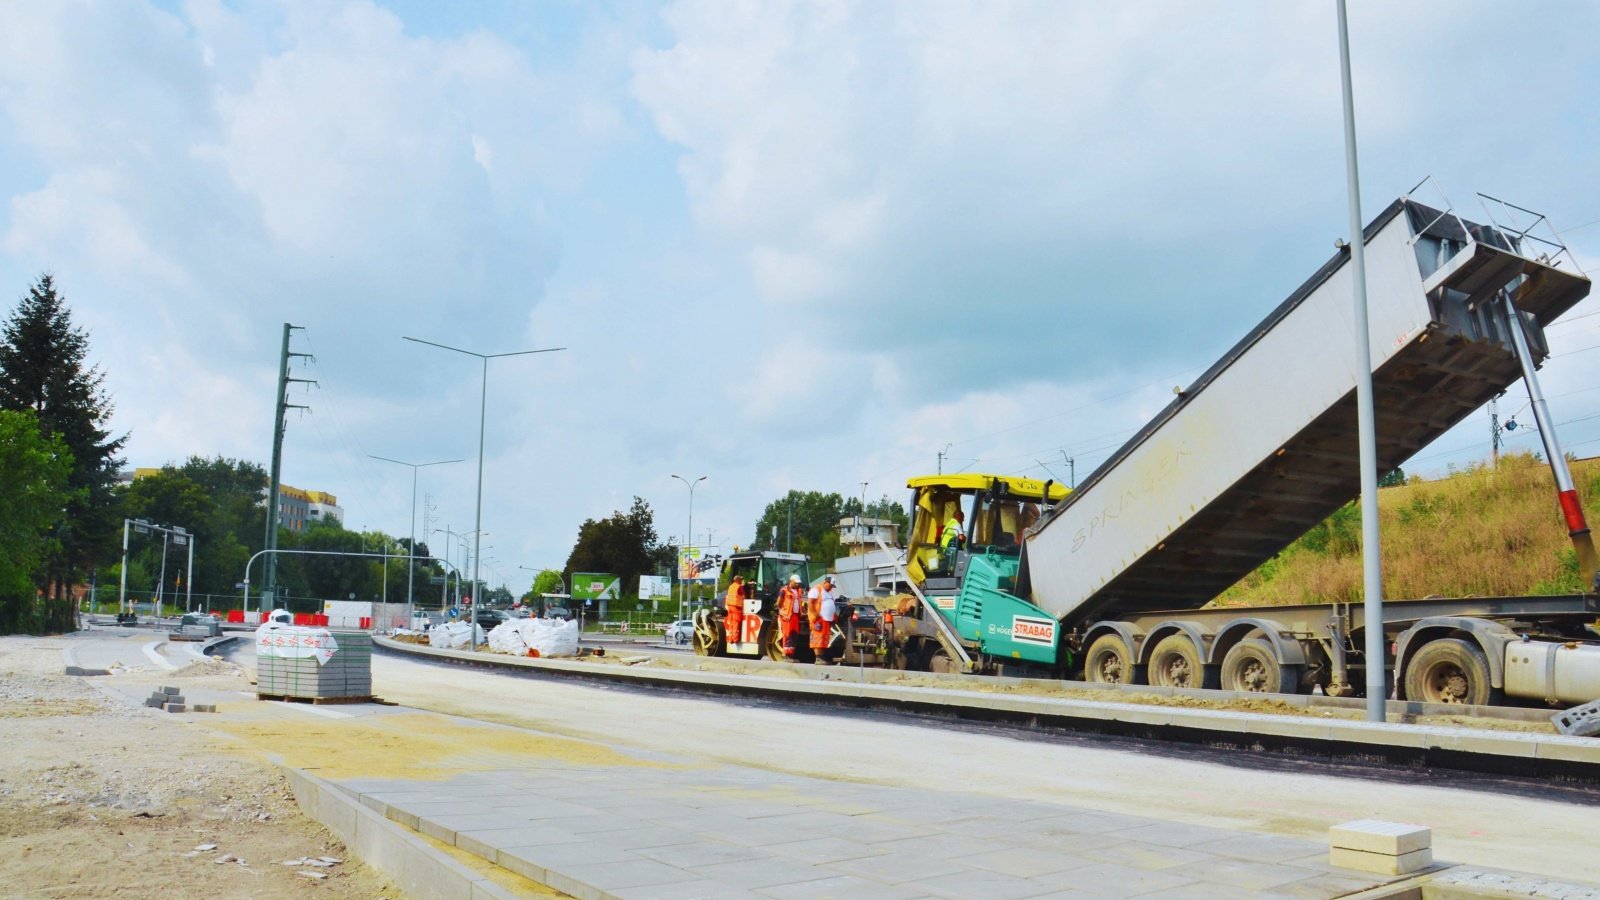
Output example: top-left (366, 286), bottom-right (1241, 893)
top-left (1329, 819), bottom-right (1431, 875)
top-left (257, 630), bottom-right (372, 700)
top-left (143, 685), bottom-right (216, 713)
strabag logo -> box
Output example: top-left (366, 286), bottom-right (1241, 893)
top-left (933, 596), bottom-right (957, 610)
top-left (1011, 615), bottom-right (1056, 647)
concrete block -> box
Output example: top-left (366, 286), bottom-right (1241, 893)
top-left (1328, 845), bottom-right (1431, 875)
top-left (162, 686), bottom-right (180, 695)
top-left (165, 704), bottom-right (187, 713)
top-left (1329, 819), bottom-right (1431, 856)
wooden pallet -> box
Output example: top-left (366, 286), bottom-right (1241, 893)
top-left (255, 693), bottom-right (375, 705)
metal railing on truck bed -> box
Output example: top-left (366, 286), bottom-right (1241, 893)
top-left (1019, 197), bottom-right (1591, 626)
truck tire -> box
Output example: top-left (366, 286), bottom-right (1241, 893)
top-left (1084, 634), bottom-right (1133, 685)
top-left (1147, 634), bottom-right (1215, 689)
top-left (1220, 638), bottom-right (1299, 694)
top-left (1403, 638), bottom-right (1498, 706)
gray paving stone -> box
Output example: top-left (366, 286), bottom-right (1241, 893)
top-left (1077, 841), bottom-right (1211, 871)
top-left (1187, 834), bottom-right (1326, 864)
top-left (500, 840), bottom-right (635, 873)
top-left (827, 851), bottom-right (974, 885)
top-left (1017, 830), bottom-right (1126, 855)
top-left (872, 832), bottom-right (1008, 862)
top-left (911, 866), bottom-right (1059, 900)
top-left (611, 879), bottom-right (766, 900)
top-left (575, 826), bottom-right (698, 851)
top-left (764, 836), bottom-right (887, 865)
top-left (561, 857), bottom-right (699, 891)
top-left (1036, 861), bottom-right (1199, 897)
top-left (455, 824), bottom-right (586, 859)
top-left (1266, 871), bottom-right (1389, 899)
top-left (634, 839), bottom-right (761, 870)
top-left (755, 873), bottom-right (930, 900)
top-left (952, 846), bottom-right (1094, 878)
top-left (1104, 822), bottom-right (1239, 849)
top-left (1162, 857), bottom-right (1326, 892)
top-left (691, 856), bottom-right (830, 890)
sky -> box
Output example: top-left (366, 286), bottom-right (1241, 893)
top-left (3, 0), bottom-right (1600, 593)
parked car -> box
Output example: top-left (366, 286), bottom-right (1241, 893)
top-left (472, 608), bottom-right (509, 630)
top-left (664, 619), bottom-right (694, 645)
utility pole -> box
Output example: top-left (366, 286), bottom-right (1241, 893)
top-left (1490, 397), bottom-right (1501, 466)
top-left (263, 324), bottom-right (314, 608)
top-left (937, 443), bottom-right (952, 475)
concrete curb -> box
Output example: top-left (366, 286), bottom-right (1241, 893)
top-left (280, 764), bottom-right (520, 900)
top-left (376, 637), bottom-right (1600, 782)
top-left (60, 644), bottom-right (110, 677)
top-left (326, 783), bottom-right (624, 900)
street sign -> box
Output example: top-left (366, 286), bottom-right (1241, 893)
top-left (235, 582), bottom-right (248, 589)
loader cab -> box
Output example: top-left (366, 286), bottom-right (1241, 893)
top-left (904, 474), bottom-right (1069, 591)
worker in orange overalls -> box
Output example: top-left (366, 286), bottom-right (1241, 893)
top-left (776, 574), bottom-right (805, 658)
top-left (807, 574), bottom-right (838, 664)
top-left (724, 575), bottom-right (746, 648)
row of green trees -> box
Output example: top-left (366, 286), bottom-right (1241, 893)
top-left (543, 491), bottom-right (910, 607)
top-left (0, 275), bottom-right (499, 634)
top-left (0, 276), bottom-right (124, 633)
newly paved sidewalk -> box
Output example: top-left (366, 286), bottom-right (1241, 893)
top-left (306, 704), bottom-right (1398, 900)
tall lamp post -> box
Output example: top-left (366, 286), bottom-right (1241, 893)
top-left (405, 336), bottom-right (564, 635)
top-left (370, 455), bottom-right (462, 629)
top-left (671, 474), bottom-right (706, 618)
top-left (1335, 0), bottom-right (1385, 722)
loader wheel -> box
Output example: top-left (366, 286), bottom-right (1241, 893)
top-left (1147, 634), bottom-right (1215, 690)
top-left (691, 610), bottom-right (724, 658)
top-left (1084, 634), bottom-right (1134, 685)
top-left (1403, 638), bottom-right (1497, 706)
top-left (1220, 638), bottom-right (1299, 694)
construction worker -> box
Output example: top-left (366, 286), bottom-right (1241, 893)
top-left (776, 574), bottom-right (805, 658)
top-left (724, 575), bottom-right (746, 647)
top-left (808, 575), bottom-right (838, 664)
top-left (939, 508), bottom-right (966, 571)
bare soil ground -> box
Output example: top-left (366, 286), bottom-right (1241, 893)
top-left (0, 636), bottom-right (401, 899)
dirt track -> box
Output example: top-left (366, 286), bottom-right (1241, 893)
top-left (0, 636), bottom-right (400, 899)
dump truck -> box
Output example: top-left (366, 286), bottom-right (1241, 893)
top-left (883, 195), bottom-right (1600, 708)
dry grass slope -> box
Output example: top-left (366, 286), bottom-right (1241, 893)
top-left (1212, 452), bottom-right (1600, 607)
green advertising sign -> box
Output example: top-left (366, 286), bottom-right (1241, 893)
top-left (571, 572), bottom-right (619, 602)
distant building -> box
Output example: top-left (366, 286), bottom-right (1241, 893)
top-left (275, 484), bottom-right (343, 532)
top-left (835, 516), bottom-right (899, 557)
top-left (306, 490), bottom-right (344, 527)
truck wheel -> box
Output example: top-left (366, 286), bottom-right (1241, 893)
top-left (1403, 638), bottom-right (1497, 706)
top-left (1221, 638), bottom-right (1298, 694)
top-left (1148, 634), bottom-right (1215, 689)
top-left (1084, 634), bottom-right (1133, 685)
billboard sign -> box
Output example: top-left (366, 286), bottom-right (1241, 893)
top-left (638, 575), bottom-right (672, 599)
top-left (571, 573), bottom-right (619, 602)
top-left (678, 547), bottom-right (723, 583)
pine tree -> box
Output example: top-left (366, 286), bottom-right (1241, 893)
top-left (0, 274), bottom-right (126, 631)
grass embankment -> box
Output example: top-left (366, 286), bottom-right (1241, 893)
top-left (1212, 452), bottom-right (1600, 607)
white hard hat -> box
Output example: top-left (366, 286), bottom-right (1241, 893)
top-left (788, 574), bottom-right (801, 583)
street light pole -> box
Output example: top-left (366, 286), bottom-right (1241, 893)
top-left (405, 336), bottom-right (564, 642)
top-left (1336, 0), bottom-right (1386, 723)
top-left (671, 474), bottom-right (706, 617)
top-left (371, 455), bottom-right (462, 629)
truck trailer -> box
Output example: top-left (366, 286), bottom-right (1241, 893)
top-left (883, 195), bottom-right (1600, 708)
